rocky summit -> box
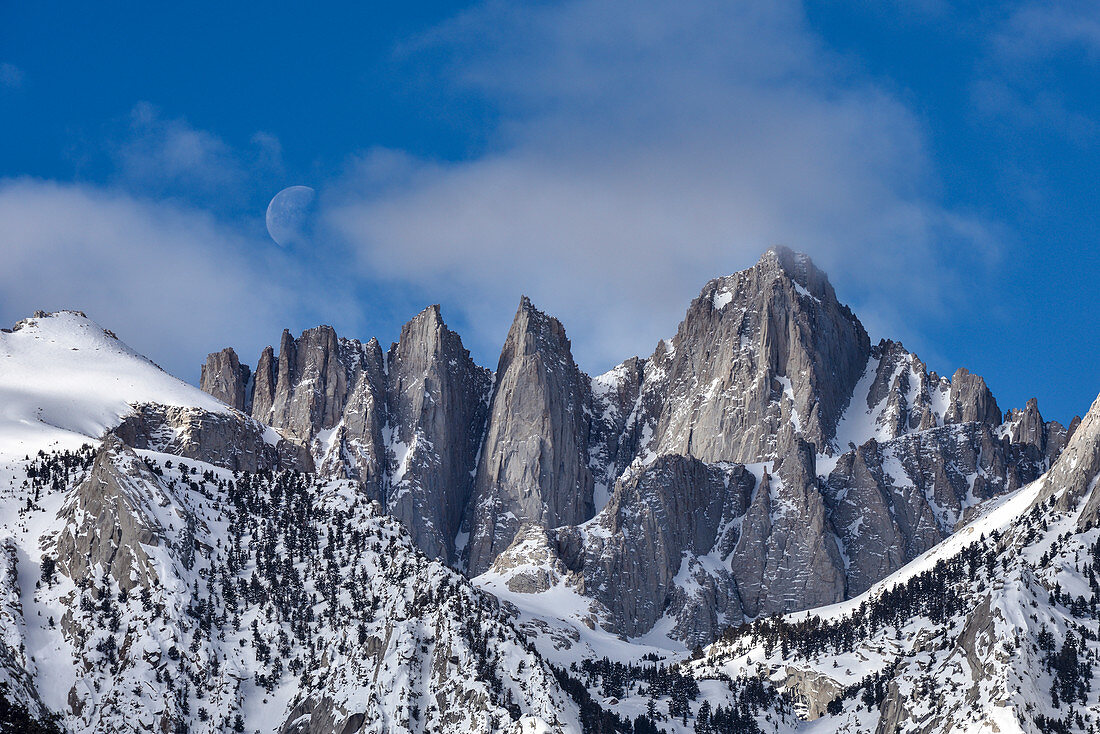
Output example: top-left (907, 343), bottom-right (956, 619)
top-left (195, 247), bottom-right (1071, 643)
top-left (0, 248), bottom-right (1093, 734)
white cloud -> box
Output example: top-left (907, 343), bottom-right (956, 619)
top-left (0, 178), bottom-right (350, 383)
top-left (110, 104), bottom-right (285, 211)
top-left (324, 0), bottom-right (992, 372)
top-left (116, 103), bottom-right (245, 193)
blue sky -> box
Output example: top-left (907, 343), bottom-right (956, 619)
top-left (1, 1), bottom-right (1096, 423)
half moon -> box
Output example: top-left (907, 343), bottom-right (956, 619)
top-left (266, 185), bottom-right (316, 247)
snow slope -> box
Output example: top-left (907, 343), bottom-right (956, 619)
top-left (0, 311), bottom-right (227, 457)
top-left (0, 440), bottom-right (581, 733)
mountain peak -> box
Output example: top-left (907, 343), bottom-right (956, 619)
top-left (394, 304), bottom-right (450, 351)
top-left (409, 303), bottom-right (444, 326)
top-left (0, 309), bottom-right (226, 455)
top-left (508, 295), bottom-right (571, 352)
top-left (702, 248), bottom-right (841, 319)
top-left (758, 246), bottom-right (823, 287)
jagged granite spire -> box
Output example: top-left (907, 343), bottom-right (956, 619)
top-left (1033, 391), bottom-right (1100, 526)
top-left (190, 247), bottom-right (1078, 642)
top-left (199, 347), bottom-right (251, 412)
top-left (314, 335), bottom-right (388, 497)
top-left (465, 296), bottom-right (595, 575)
top-left (944, 367), bottom-right (1001, 427)
top-left (259, 325), bottom-right (362, 442)
top-left (384, 304), bottom-right (491, 565)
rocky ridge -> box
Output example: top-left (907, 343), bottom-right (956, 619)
top-left (0, 253), bottom-right (1093, 734)
top-left (197, 248), bottom-right (1078, 645)
top-left (687, 389), bottom-right (1100, 734)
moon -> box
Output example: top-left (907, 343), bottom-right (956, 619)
top-left (265, 185), bottom-right (316, 247)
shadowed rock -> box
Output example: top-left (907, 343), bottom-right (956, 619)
top-left (556, 454), bottom-right (755, 644)
top-left (112, 402), bottom-right (311, 472)
top-left (731, 431), bottom-right (845, 617)
top-left (384, 305), bottom-right (491, 565)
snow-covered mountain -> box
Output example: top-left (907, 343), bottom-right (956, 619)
top-left (197, 247), bottom-right (1074, 646)
top-left (685, 388), bottom-right (1100, 733)
top-left (0, 249), bottom-right (1092, 734)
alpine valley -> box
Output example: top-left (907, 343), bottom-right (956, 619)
top-left (0, 247), bottom-right (1095, 734)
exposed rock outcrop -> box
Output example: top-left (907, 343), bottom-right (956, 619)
top-left (731, 433), bottom-right (845, 617)
top-left (465, 297), bottom-right (596, 576)
top-left (556, 456), bottom-right (754, 642)
top-left (313, 336), bottom-right (388, 497)
top-left (489, 524), bottom-right (572, 594)
top-left (587, 357), bottom-right (647, 509)
top-left (860, 339), bottom-right (945, 442)
top-left (204, 310), bottom-right (492, 565)
top-left (1033, 392), bottom-right (1100, 526)
top-left (54, 436), bottom-right (170, 593)
top-left (635, 246), bottom-right (870, 464)
top-left (112, 402), bottom-right (311, 472)
top-left (944, 367), bottom-right (1001, 428)
top-left (1002, 397), bottom-right (1079, 469)
top-left (825, 420), bottom-right (1042, 597)
top-left (199, 347), bottom-right (251, 411)
top-left (252, 326), bottom-right (365, 444)
top-left (384, 305), bottom-right (491, 565)
top-left (192, 248), bottom-right (1077, 642)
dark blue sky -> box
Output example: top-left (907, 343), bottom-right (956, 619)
top-left (1, 1), bottom-right (1096, 423)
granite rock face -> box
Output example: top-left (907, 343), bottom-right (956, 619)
top-left (195, 248), bottom-right (1076, 643)
top-left (252, 326), bottom-right (363, 444)
top-left (489, 523), bottom-right (572, 594)
top-left (247, 325), bottom-right (388, 482)
top-left (314, 336), bottom-right (388, 497)
top-left (251, 343), bottom-right (278, 424)
top-left (1003, 397), bottom-right (1078, 469)
top-left (465, 297), bottom-right (595, 576)
top-left (385, 305), bottom-right (491, 565)
top-left (634, 246), bottom-right (871, 464)
top-left (944, 368), bottom-right (1001, 428)
top-left (1035, 392), bottom-right (1100, 526)
top-left (199, 347), bottom-right (251, 412)
top-left (730, 432), bottom-right (845, 617)
top-left (202, 309), bottom-right (490, 565)
top-left (825, 420), bottom-right (1045, 597)
top-left (556, 455), bottom-right (755, 643)
top-left (857, 339), bottom-right (946, 443)
top-left (54, 436), bottom-right (171, 593)
top-left (587, 356), bottom-right (647, 509)
top-left (112, 402), bottom-right (310, 472)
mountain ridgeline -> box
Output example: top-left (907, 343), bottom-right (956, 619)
top-left (0, 247), bottom-right (1096, 734)
top-left (197, 247), bottom-right (1077, 643)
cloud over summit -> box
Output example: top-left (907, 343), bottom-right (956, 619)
top-left (324, 0), bottom-right (993, 372)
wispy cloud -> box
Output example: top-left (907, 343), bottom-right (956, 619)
top-left (324, 0), bottom-right (992, 371)
top-left (109, 103), bottom-right (285, 212)
top-left (0, 178), bottom-right (356, 382)
top-left (994, 1), bottom-right (1100, 60)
